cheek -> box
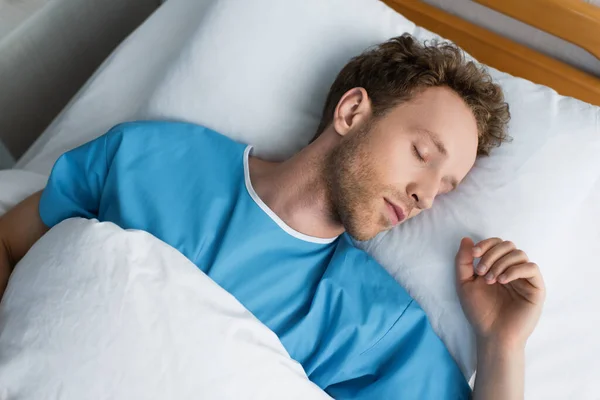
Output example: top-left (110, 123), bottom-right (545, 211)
top-left (361, 123), bottom-right (413, 185)
top-left (378, 153), bottom-right (418, 192)
top-left (373, 138), bottom-right (415, 182)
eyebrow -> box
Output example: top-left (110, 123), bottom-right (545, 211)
top-left (416, 128), bottom-right (458, 190)
top-left (416, 128), bottom-right (447, 156)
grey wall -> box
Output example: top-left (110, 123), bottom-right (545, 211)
top-left (0, 0), bottom-right (49, 40)
top-left (0, 141), bottom-right (15, 169)
top-left (0, 0), bottom-right (160, 161)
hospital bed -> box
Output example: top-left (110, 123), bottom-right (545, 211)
top-left (0, 0), bottom-right (599, 398)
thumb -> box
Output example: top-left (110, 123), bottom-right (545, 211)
top-left (455, 237), bottom-right (475, 283)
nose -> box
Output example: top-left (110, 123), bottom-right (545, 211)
top-left (408, 180), bottom-right (438, 211)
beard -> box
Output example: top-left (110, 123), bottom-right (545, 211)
top-left (324, 122), bottom-right (392, 242)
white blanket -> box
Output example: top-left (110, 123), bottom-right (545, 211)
top-left (0, 218), bottom-right (330, 400)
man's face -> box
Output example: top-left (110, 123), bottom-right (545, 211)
top-left (326, 86), bottom-right (479, 241)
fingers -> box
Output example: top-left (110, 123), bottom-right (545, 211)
top-left (496, 262), bottom-right (544, 290)
top-left (470, 237), bottom-right (546, 303)
top-left (455, 237), bottom-right (475, 282)
top-left (482, 249), bottom-right (529, 283)
top-left (472, 237), bottom-right (503, 259)
top-left (475, 239), bottom-right (523, 277)
top-left (458, 237), bottom-right (543, 293)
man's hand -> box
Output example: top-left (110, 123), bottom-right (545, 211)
top-left (455, 237), bottom-right (545, 348)
top-left (455, 237), bottom-right (546, 400)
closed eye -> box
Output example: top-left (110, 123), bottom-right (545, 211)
top-left (412, 145), bottom-right (426, 163)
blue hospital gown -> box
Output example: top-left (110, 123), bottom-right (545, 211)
top-left (39, 121), bottom-right (470, 399)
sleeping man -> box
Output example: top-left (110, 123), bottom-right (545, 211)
top-left (0, 35), bottom-right (544, 399)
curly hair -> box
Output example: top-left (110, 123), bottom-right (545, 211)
top-left (314, 34), bottom-right (510, 155)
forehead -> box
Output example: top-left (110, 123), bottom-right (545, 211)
top-left (382, 86), bottom-right (479, 164)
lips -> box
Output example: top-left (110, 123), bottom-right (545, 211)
top-left (384, 199), bottom-right (406, 226)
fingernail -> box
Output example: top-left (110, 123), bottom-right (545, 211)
top-left (485, 272), bottom-right (494, 281)
top-left (498, 274), bottom-right (507, 283)
top-left (473, 247), bottom-right (481, 254)
top-left (476, 263), bottom-right (487, 275)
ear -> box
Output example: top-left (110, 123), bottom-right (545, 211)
top-left (332, 87), bottom-right (372, 137)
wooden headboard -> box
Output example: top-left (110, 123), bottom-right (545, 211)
top-left (381, 0), bottom-right (600, 106)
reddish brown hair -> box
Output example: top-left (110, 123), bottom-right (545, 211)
top-left (315, 34), bottom-right (510, 155)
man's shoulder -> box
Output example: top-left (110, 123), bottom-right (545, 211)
top-left (97, 121), bottom-right (248, 194)
top-left (104, 120), bottom-right (246, 165)
top-left (107, 120), bottom-right (240, 146)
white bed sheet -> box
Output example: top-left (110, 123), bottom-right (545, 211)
top-left (0, 218), bottom-right (330, 399)
top-left (523, 178), bottom-right (600, 399)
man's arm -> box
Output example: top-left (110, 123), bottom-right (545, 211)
top-left (0, 126), bottom-right (129, 300)
top-left (0, 192), bottom-right (48, 298)
top-left (455, 237), bottom-right (545, 400)
top-left (473, 340), bottom-right (524, 400)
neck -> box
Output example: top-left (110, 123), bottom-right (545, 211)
top-left (248, 137), bottom-right (344, 240)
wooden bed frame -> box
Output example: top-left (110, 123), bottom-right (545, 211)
top-left (381, 0), bottom-right (600, 106)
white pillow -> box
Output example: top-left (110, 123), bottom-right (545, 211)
top-left (0, 218), bottom-right (331, 400)
top-left (144, 0), bottom-right (416, 161)
top-left (10, 0), bottom-right (600, 395)
top-left (142, 0), bottom-right (600, 380)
